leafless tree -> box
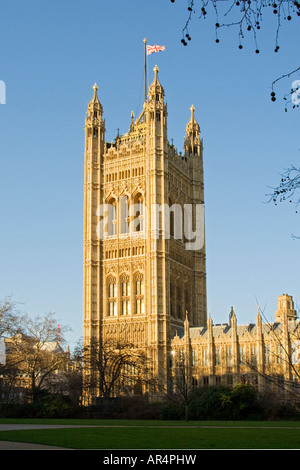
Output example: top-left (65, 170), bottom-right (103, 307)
top-left (172, 1), bottom-right (299, 74)
top-left (5, 312), bottom-right (70, 402)
top-left (171, 0), bottom-right (300, 105)
top-left (170, 352), bottom-right (194, 421)
top-left (82, 338), bottom-right (150, 402)
top-left (267, 165), bottom-right (300, 234)
top-left (170, 0), bottom-right (300, 226)
top-left (245, 305), bottom-right (300, 400)
top-left (156, 349), bottom-right (195, 421)
top-left (0, 297), bottom-right (21, 338)
top-left (0, 298), bottom-right (23, 403)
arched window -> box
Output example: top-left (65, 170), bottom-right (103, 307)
top-left (120, 195), bottom-right (129, 234)
top-left (107, 198), bottom-right (117, 236)
top-left (169, 197), bottom-right (174, 238)
top-left (132, 193), bottom-right (144, 232)
top-left (135, 274), bottom-right (145, 315)
top-left (121, 275), bottom-right (131, 315)
top-left (168, 197), bottom-right (182, 240)
top-left (107, 277), bottom-right (117, 316)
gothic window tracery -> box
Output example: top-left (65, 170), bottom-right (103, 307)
top-left (107, 276), bottom-right (117, 317)
top-left (121, 274), bottom-right (131, 315)
top-left (132, 193), bottom-right (144, 232)
top-left (107, 197), bottom-right (117, 236)
top-left (135, 273), bottom-right (145, 315)
top-left (120, 195), bottom-right (130, 235)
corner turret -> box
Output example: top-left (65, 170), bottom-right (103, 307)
top-left (275, 294), bottom-right (297, 322)
top-left (87, 83), bottom-right (103, 120)
top-left (184, 105), bottom-right (201, 157)
top-left (85, 83), bottom-right (105, 155)
top-left (148, 65), bottom-right (164, 103)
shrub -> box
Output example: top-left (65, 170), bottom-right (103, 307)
top-left (188, 386), bottom-right (232, 420)
top-left (160, 402), bottom-right (185, 420)
top-left (0, 392), bottom-right (81, 419)
top-left (229, 383), bottom-right (265, 420)
top-left (187, 384), bottom-right (265, 420)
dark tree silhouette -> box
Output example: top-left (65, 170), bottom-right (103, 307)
top-left (170, 0), bottom-right (300, 106)
top-left (82, 338), bottom-right (149, 400)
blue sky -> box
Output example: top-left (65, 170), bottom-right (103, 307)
top-left (0, 0), bottom-right (299, 351)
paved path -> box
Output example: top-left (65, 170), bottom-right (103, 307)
top-left (0, 440), bottom-right (70, 450)
top-left (0, 424), bottom-right (100, 431)
top-left (0, 424), bottom-right (80, 449)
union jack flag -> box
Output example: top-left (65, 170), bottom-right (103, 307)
top-left (147, 44), bottom-right (166, 55)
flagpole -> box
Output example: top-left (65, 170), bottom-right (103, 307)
top-left (143, 38), bottom-right (147, 103)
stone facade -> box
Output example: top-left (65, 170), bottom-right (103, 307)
top-left (83, 67), bottom-right (207, 398)
top-left (82, 68), bottom-right (299, 400)
top-left (171, 294), bottom-right (300, 394)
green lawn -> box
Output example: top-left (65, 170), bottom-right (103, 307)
top-left (0, 420), bottom-right (300, 449)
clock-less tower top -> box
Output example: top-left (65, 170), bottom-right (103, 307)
top-left (83, 67), bottom-right (207, 400)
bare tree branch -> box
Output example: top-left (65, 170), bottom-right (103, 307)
top-left (171, 0), bottom-right (300, 104)
top-left (266, 164), bottom-right (300, 211)
top-left (82, 338), bottom-right (150, 400)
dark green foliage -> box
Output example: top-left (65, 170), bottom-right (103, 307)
top-left (160, 402), bottom-right (185, 420)
top-left (188, 385), bottom-right (233, 420)
top-left (83, 396), bottom-right (165, 420)
top-left (258, 392), bottom-right (300, 420)
top-left (1, 385), bottom-right (299, 420)
top-left (163, 384), bottom-right (266, 421)
top-left (35, 393), bottom-right (81, 418)
top-left (0, 391), bottom-right (81, 419)
top-left (229, 383), bottom-right (265, 420)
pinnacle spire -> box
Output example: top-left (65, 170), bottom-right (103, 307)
top-left (92, 83), bottom-right (100, 103)
top-left (184, 309), bottom-right (190, 339)
top-left (230, 306), bottom-right (237, 328)
top-left (208, 312), bottom-right (213, 329)
top-left (256, 307), bottom-right (262, 323)
top-left (189, 105), bottom-right (195, 123)
top-left (185, 104), bottom-right (201, 156)
top-left (87, 82), bottom-right (103, 117)
top-left (187, 104), bottom-right (199, 130)
top-left (148, 65), bottom-right (164, 101)
top-left (130, 110), bottom-right (135, 131)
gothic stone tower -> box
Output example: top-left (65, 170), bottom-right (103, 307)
top-left (83, 67), bottom-right (207, 399)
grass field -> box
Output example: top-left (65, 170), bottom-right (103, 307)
top-left (0, 419), bottom-right (300, 449)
